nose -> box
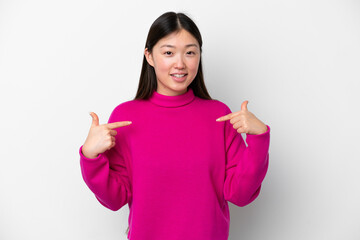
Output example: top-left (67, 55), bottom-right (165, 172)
top-left (174, 55), bottom-right (185, 69)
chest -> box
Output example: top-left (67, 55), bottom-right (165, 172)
top-left (127, 108), bottom-right (225, 181)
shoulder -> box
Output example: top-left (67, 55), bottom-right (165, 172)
top-left (112, 99), bottom-right (145, 113)
top-left (108, 99), bottom-right (145, 122)
top-left (195, 97), bottom-right (232, 115)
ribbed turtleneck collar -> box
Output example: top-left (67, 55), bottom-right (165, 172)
top-left (149, 88), bottom-right (195, 108)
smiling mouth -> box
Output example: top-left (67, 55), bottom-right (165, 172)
top-left (170, 74), bottom-right (188, 77)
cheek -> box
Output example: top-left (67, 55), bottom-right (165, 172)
top-left (188, 58), bottom-right (200, 73)
top-left (154, 57), bottom-right (172, 72)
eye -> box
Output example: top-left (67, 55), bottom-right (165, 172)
top-left (187, 51), bottom-right (196, 55)
top-left (164, 51), bottom-right (173, 56)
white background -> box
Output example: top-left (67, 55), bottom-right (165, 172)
top-left (1, 0), bottom-right (359, 239)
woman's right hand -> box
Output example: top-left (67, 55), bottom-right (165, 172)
top-left (81, 112), bottom-right (132, 159)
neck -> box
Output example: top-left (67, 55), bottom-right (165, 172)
top-left (156, 88), bottom-right (187, 96)
top-left (149, 88), bottom-right (195, 108)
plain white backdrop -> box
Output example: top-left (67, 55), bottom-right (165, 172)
top-left (1, 0), bottom-right (359, 239)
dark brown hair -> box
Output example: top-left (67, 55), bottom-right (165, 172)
top-left (133, 11), bottom-right (212, 100)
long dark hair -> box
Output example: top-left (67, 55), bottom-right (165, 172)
top-left (133, 11), bottom-right (212, 100)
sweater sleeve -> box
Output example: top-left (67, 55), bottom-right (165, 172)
top-left (223, 107), bottom-right (270, 207)
top-left (79, 106), bottom-right (132, 211)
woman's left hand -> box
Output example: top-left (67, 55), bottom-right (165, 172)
top-left (216, 101), bottom-right (268, 135)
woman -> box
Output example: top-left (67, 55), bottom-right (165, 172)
top-left (79, 11), bottom-right (270, 240)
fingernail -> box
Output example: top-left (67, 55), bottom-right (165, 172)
top-left (127, 121), bottom-right (132, 124)
top-left (216, 118), bottom-right (220, 121)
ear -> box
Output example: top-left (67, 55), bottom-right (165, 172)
top-left (144, 48), bottom-right (154, 67)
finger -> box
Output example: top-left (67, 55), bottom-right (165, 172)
top-left (106, 121), bottom-right (132, 130)
top-left (229, 115), bottom-right (243, 125)
top-left (241, 100), bottom-right (249, 111)
top-left (108, 141), bottom-right (115, 150)
top-left (216, 111), bottom-right (240, 122)
top-left (237, 126), bottom-right (246, 134)
top-left (232, 120), bottom-right (243, 130)
top-left (109, 129), bottom-right (118, 136)
top-left (111, 136), bottom-right (115, 142)
top-left (89, 112), bottom-right (99, 127)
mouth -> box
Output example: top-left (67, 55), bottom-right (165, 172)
top-left (170, 73), bottom-right (188, 82)
top-left (170, 73), bottom-right (188, 78)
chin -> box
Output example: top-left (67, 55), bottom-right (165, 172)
top-left (170, 87), bottom-right (187, 93)
top-left (173, 85), bottom-right (190, 91)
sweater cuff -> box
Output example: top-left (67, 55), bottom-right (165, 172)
top-left (79, 145), bottom-right (102, 161)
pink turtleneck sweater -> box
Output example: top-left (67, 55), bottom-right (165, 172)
top-left (79, 88), bottom-right (270, 240)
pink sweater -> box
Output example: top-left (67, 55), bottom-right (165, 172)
top-left (79, 88), bottom-right (270, 240)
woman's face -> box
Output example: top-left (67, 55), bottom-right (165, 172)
top-left (145, 29), bottom-right (201, 96)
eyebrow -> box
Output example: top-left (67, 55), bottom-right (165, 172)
top-left (160, 44), bottom-right (199, 48)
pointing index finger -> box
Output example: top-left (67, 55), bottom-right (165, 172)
top-left (216, 111), bottom-right (241, 122)
top-left (216, 113), bottom-right (232, 122)
top-left (106, 121), bottom-right (132, 129)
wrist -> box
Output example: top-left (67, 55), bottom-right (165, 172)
top-left (250, 124), bottom-right (268, 135)
top-left (81, 145), bottom-right (99, 159)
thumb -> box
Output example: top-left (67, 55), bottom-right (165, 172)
top-left (89, 112), bottom-right (99, 127)
top-left (241, 100), bottom-right (249, 111)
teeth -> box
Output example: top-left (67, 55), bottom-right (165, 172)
top-left (172, 74), bottom-right (186, 78)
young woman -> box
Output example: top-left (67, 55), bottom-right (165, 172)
top-left (79, 11), bottom-right (270, 240)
